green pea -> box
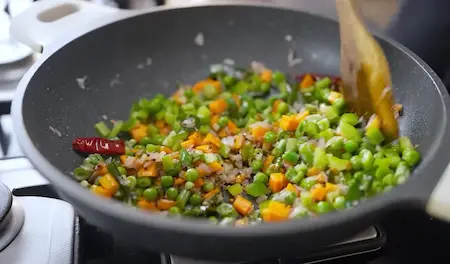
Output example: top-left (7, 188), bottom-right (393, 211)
top-left (168, 206), bottom-right (182, 215)
top-left (186, 168), bottom-right (199, 182)
top-left (161, 176), bottom-right (174, 188)
top-left (300, 178), bottom-right (317, 190)
top-left (341, 152), bottom-right (352, 160)
top-left (301, 192), bottom-right (313, 207)
top-left (184, 181), bottom-right (195, 190)
top-left (350, 156), bottom-right (362, 171)
top-left (218, 116), bottom-right (230, 128)
top-left (199, 125), bottom-right (210, 135)
top-left (315, 201), bottom-right (332, 214)
top-left (277, 102), bottom-right (289, 114)
top-left (254, 172), bottom-right (269, 184)
top-left (260, 82), bottom-right (271, 93)
top-left (284, 192), bottom-right (296, 205)
top-left (340, 113), bottom-right (359, 126)
top-left (344, 140), bottom-right (358, 153)
top-left (202, 182), bottom-right (215, 192)
top-left (251, 160), bottom-right (263, 172)
top-left (382, 174), bottom-right (396, 186)
top-left (117, 166), bottom-right (127, 176)
top-left (402, 148), bottom-right (421, 167)
top-left (272, 71), bottom-right (286, 84)
top-left (126, 176), bottom-right (137, 189)
top-left (189, 193), bottom-right (202, 206)
top-left (263, 131), bottom-right (277, 143)
top-left (143, 187), bottom-right (158, 201)
top-left (360, 149), bottom-right (374, 171)
top-left (137, 177), bottom-right (152, 188)
top-left (223, 75), bottom-right (234, 86)
top-left (282, 151), bottom-right (300, 163)
top-left (333, 196), bottom-right (346, 210)
top-left (204, 84), bottom-right (218, 99)
top-left (166, 187), bottom-right (179, 200)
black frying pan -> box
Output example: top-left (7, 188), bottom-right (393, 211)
top-left (9, 0), bottom-right (450, 261)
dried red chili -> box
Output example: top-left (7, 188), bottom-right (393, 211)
top-left (72, 137), bottom-right (125, 155)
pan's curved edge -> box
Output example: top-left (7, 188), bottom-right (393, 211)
top-left (10, 2), bottom-right (450, 260)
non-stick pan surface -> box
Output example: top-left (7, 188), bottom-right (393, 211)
top-left (10, 1), bottom-right (450, 261)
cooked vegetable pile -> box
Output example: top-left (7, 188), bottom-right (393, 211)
top-left (72, 63), bottom-right (421, 226)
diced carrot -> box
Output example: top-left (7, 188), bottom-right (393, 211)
top-left (260, 69), bottom-right (272, 83)
top-left (197, 168), bottom-right (209, 177)
top-left (218, 129), bottom-right (228, 138)
top-left (328, 91), bottom-right (342, 104)
top-left (203, 188), bottom-right (220, 199)
top-left (203, 133), bottom-right (221, 148)
top-left (91, 185), bottom-right (112, 197)
top-left (269, 173), bottom-right (288, 193)
top-left (210, 115), bottom-right (220, 127)
top-left (295, 111), bottom-right (310, 123)
top-left (285, 183), bottom-right (300, 197)
top-left (188, 132), bottom-right (203, 145)
top-left (174, 177), bottom-right (186, 186)
top-left (209, 98), bottom-right (228, 114)
top-left (263, 155), bottom-right (275, 172)
top-left (160, 146), bottom-right (172, 153)
top-left (93, 163), bottom-right (108, 176)
top-left (155, 120), bottom-right (166, 129)
top-left (307, 167), bottom-right (321, 176)
top-left (195, 145), bottom-right (217, 153)
top-left (311, 185), bottom-right (327, 201)
top-left (192, 79), bottom-right (221, 94)
top-left (160, 126), bottom-right (171, 136)
top-left (138, 163), bottom-right (158, 177)
top-left (194, 178), bottom-right (205, 188)
top-left (137, 200), bottom-right (159, 211)
top-left (99, 173), bottom-right (119, 194)
top-left (279, 115), bottom-right (299, 132)
top-left (325, 182), bottom-right (338, 192)
top-left (231, 94), bottom-right (241, 107)
top-left (262, 142), bottom-right (272, 150)
top-left (130, 123), bottom-right (148, 142)
top-left (261, 201), bottom-right (291, 222)
top-left (299, 74), bottom-right (314, 89)
top-left (208, 161), bottom-right (223, 172)
top-left (251, 126), bottom-right (270, 141)
top-left (233, 134), bottom-right (244, 149)
top-left (233, 195), bottom-right (254, 216)
top-left (181, 139), bottom-right (195, 149)
top-left (157, 199), bottom-right (177, 210)
top-left (120, 155), bottom-right (127, 165)
top-left (227, 120), bottom-right (239, 135)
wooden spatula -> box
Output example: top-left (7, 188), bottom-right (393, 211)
top-left (336, 0), bottom-right (399, 140)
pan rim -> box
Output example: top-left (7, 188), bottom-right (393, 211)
top-left (11, 2), bottom-right (450, 238)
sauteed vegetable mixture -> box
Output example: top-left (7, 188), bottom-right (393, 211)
top-left (72, 63), bottom-right (421, 225)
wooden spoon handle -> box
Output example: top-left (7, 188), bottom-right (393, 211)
top-left (336, 0), bottom-right (399, 140)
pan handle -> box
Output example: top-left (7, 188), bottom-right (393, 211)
top-left (426, 164), bottom-right (450, 221)
top-left (9, 0), bottom-right (120, 53)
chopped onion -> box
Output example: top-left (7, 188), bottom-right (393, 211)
top-left (194, 32), bottom-right (204, 46)
top-left (256, 195), bottom-right (268, 204)
top-left (48, 126), bottom-right (62, 137)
